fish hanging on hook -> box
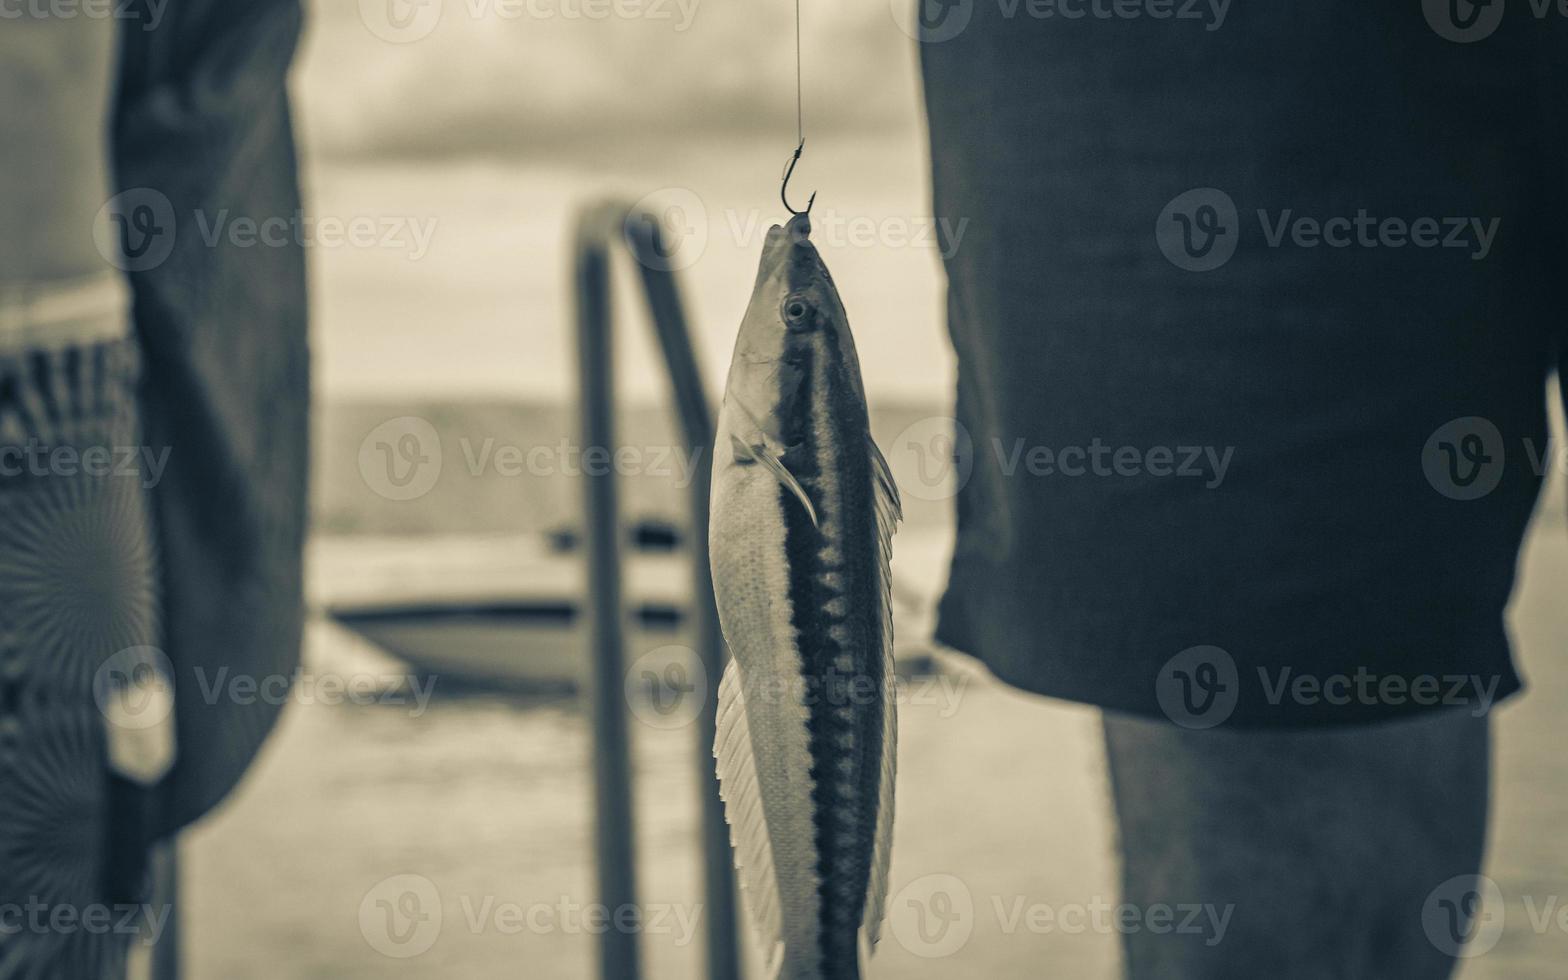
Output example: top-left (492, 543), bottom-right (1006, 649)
top-left (709, 206), bottom-right (900, 979)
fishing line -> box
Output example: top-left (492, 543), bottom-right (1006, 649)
top-left (781, 0), bottom-right (815, 216)
top-left (795, 0), bottom-right (803, 146)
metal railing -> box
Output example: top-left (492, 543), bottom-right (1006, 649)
top-left (574, 201), bottom-right (741, 980)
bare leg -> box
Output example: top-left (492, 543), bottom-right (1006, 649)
top-left (1102, 709), bottom-right (1490, 980)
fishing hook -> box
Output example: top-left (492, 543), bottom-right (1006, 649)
top-left (781, 139), bottom-right (815, 217)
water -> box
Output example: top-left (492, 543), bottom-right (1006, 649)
top-left (182, 506), bottom-right (1568, 978)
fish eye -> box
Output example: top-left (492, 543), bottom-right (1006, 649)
top-left (782, 294), bottom-right (815, 331)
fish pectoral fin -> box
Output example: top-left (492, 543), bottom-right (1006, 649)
top-left (732, 434), bottom-right (820, 529)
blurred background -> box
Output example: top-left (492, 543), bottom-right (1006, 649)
top-left (171, 2), bottom-right (1568, 977)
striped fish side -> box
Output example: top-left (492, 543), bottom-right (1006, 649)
top-left (779, 337), bottom-right (887, 978)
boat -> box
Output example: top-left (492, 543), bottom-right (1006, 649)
top-left (310, 525), bottom-right (952, 693)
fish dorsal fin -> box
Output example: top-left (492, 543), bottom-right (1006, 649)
top-left (863, 434), bottom-right (902, 949)
top-left (713, 660), bottom-right (787, 971)
top-left (869, 436), bottom-right (903, 527)
top-left (731, 434), bottom-right (819, 529)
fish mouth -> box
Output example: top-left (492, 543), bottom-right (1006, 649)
top-left (763, 214), bottom-right (820, 276)
top-left (761, 222), bottom-right (838, 319)
top-left (782, 211), bottom-right (812, 242)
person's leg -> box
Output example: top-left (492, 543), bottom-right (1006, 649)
top-left (0, 8), bottom-right (118, 285)
top-left (1102, 709), bottom-right (1490, 980)
top-left (1, 13), bottom-right (172, 978)
top-left (0, 321), bottom-right (167, 979)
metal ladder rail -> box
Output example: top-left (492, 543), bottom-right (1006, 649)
top-left (574, 201), bottom-right (741, 980)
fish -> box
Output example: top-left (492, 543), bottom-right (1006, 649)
top-left (709, 212), bottom-right (901, 980)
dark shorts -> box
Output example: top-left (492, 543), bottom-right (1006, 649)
top-left (921, 2), bottom-right (1568, 726)
top-left (0, 320), bottom-right (163, 977)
